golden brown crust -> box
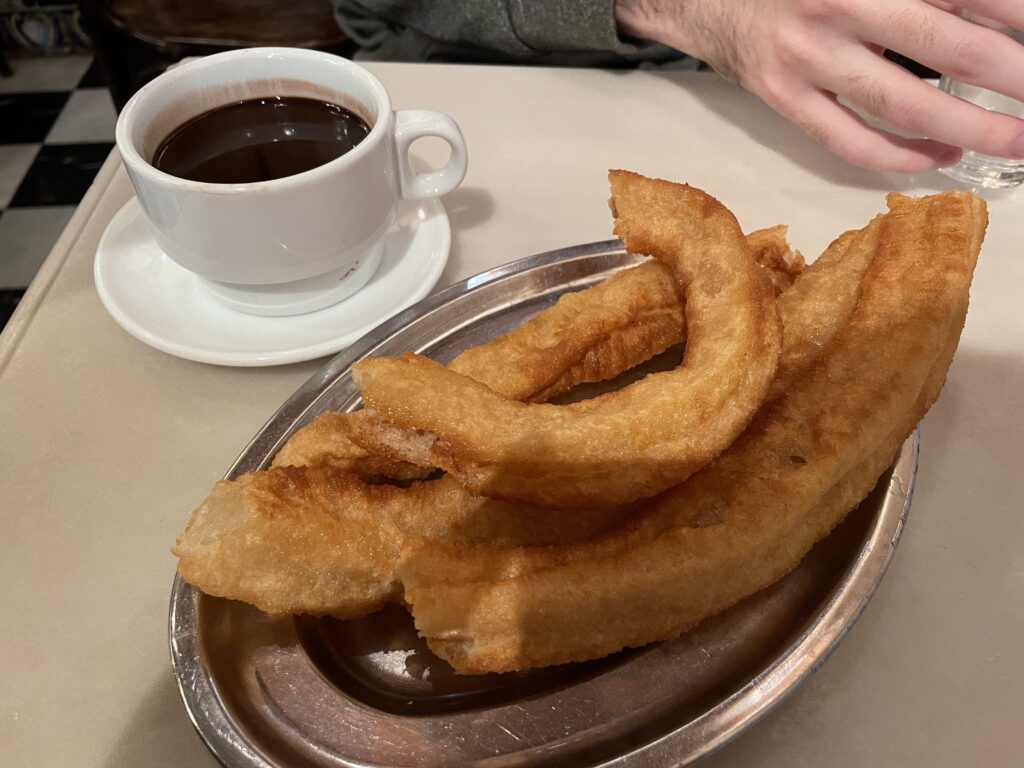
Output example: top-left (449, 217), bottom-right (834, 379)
top-left (350, 172), bottom-right (783, 508)
top-left (398, 191), bottom-right (986, 673)
top-left (449, 260), bottom-right (685, 404)
top-left (173, 466), bottom-right (637, 617)
top-left (271, 412), bottom-right (432, 482)
top-left (173, 467), bottom-right (404, 617)
top-left (274, 226), bottom-right (799, 478)
top-left (174, 182), bottom-right (985, 676)
top-left (746, 224), bottom-right (804, 293)
top-left (175, 222), bottom-right (801, 620)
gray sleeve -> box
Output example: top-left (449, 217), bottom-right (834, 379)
top-left (335, 0), bottom-right (643, 58)
top-left (508, 0), bottom-right (637, 53)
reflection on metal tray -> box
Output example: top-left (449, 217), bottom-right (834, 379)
top-left (169, 240), bottom-right (918, 768)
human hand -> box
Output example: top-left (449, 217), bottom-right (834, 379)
top-left (616, 0), bottom-right (1024, 173)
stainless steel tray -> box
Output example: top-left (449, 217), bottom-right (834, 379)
top-left (169, 240), bottom-right (918, 768)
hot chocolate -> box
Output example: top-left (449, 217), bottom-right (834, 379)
top-left (153, 96), bottom-right (370, 184)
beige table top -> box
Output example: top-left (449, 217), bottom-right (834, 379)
top-left (1, 62), bottom-right (1022, 767)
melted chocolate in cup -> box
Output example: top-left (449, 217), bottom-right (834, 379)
top-left (153, 96), bottom-right (370, 184)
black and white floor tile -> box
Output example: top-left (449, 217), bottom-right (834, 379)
top-left (0, 55), bottom-right (116, 331)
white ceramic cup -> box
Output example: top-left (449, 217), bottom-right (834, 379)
top-left (115, 48), bottom-right (468, 316)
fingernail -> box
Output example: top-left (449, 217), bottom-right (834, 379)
top-left (934, 148), bottom-right (963, 168)
top-left (1010, 131), bottom-right (1024, 159)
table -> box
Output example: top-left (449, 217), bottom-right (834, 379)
top-left (1, 62), bottom-right (1021, 768)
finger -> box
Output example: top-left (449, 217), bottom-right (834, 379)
top-left (816, 48), bottom-right (1024, 159)
top-left (848, 0), bottom-right (1024, 103)
top-left (772, 88), bottom-right (962, 173)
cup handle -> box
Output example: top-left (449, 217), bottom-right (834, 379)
top-left (393, 110), bottom-right (468, 200)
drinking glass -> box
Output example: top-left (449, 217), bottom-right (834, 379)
top-left (938, 13), bottom-right (1024, 188)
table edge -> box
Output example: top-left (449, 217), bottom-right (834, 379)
top-left (0, 150), bottom-right (123, 377)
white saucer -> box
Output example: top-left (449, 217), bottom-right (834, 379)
top-left (94, 197), bottom-right (450, 366)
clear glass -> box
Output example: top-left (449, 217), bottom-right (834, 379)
top-left (938, 14), bottom-right (1024, 188)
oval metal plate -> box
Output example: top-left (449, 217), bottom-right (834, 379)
top-left (169, 241), bottom-right (918, 768)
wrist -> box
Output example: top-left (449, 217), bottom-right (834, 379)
top-left (615, 0), bottom-right (669, 43)
top-left (614, 0), bottom-right (745, 81)
top-left (614, 0), bottom-right (688, 49)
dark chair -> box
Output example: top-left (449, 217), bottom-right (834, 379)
top-left (77, 0), bottom-right (354, 110)
top-left (0, 34), bottom-right (11, 77)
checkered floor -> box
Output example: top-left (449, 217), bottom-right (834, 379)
top-left (0, 54), bottom-right (116, 331)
